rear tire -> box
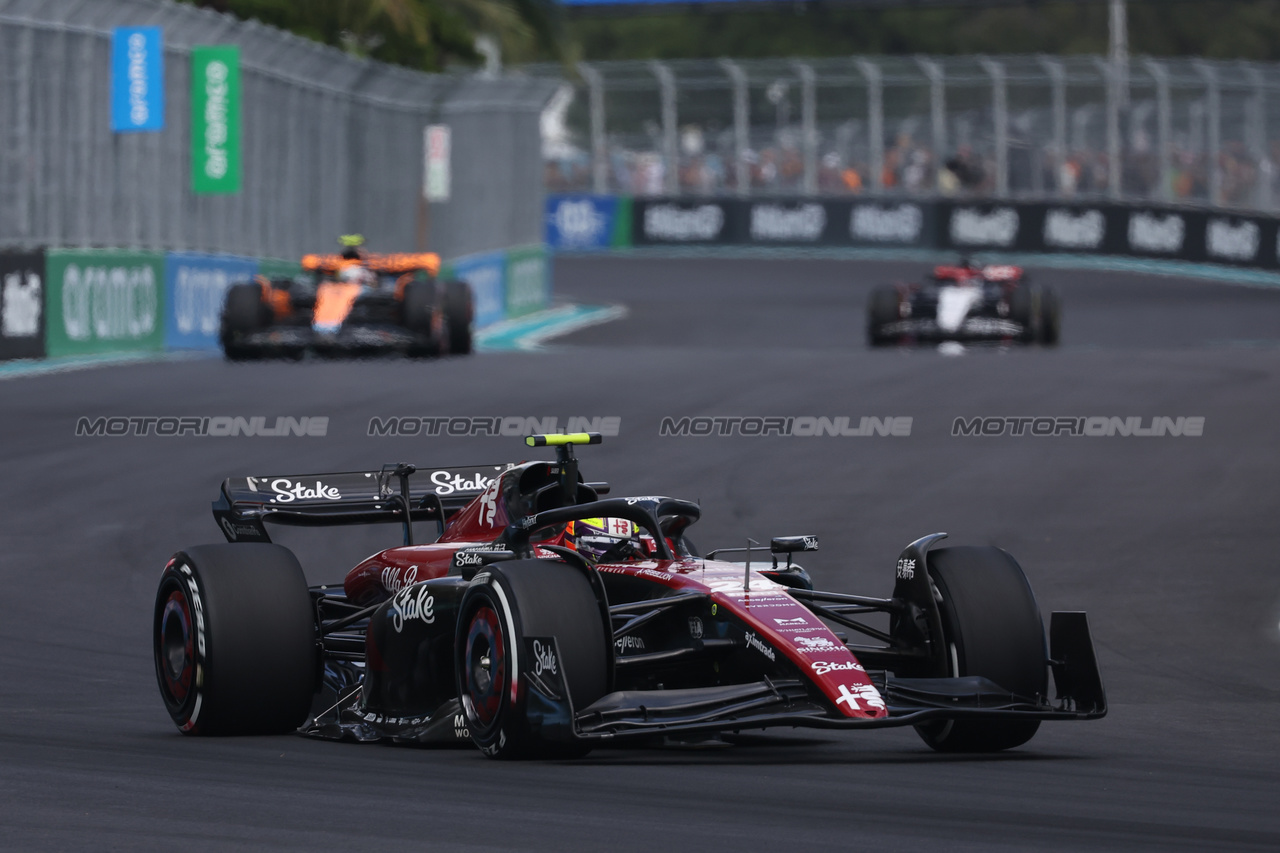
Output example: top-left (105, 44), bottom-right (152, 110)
top-left (442, 280), bottom-right (473, 355)
top-left (221, 283), bottom-right (268, 361)
top-left (403, 280), bottom-right (443, 357)
top-left (867, 286), bottom-right (901, 347)
top-left (1008, 285), bottom-right (1041, 343)
top-left (456, 560), bottom-right (608, 759)
top-left (153, 544), bottom-right (318, 735)
top-left (1040, 287), bottom-right (1061, 345)
top-left (914, 546), bottom-right (1047, 753)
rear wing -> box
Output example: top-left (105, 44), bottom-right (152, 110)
top-left (300, 252), bottom-right (441, 276)
top-left (212, 463), bottom-right (510, 544)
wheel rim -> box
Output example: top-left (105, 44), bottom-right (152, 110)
top-left (464, 605), bottom-right (506, 729)
top-left (158, 586), bottom-right (195, 705)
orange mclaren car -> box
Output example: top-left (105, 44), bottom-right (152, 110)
top-left (219, 252), bottom-right (473, 360)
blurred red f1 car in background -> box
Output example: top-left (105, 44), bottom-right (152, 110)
top-left (868, 260), bottom-right (1060, 347)
top-left (220, 245), bottom-right (472, 360)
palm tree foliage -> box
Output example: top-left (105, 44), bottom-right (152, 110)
top-left (182, 0), bottom-right (562, 70)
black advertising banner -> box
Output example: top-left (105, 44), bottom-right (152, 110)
top-left (633, 198), bottom-right (742, 245)
top-left (0, 249), bottom-right (46, 360)
top-left (624, 195), bottom-right (1280, 273)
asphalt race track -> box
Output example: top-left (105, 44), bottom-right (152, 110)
top-left (2, 256), bottom-right (1279, 850)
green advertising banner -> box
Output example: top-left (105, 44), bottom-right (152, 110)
top-left (504, 245), bottom-right (551, 318)
top-left (191, 46), bottom-right (242, 195)
top-left (45, 249), bottom-right (166, 357)
top-left (257, 257), bottom-right (302, 280)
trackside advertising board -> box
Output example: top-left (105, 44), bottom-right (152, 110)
top-left (545, 195), bottom-right (632, 249)
top-left (191, 46), bottom-right (242, 195)
top-left (0, 249), bottom-right (46, 360)
top-left (111, 27), bottom-right (164, 133)
top-left (504, 245), bottom-right (551, 318)
top-left (45, 249), bottom-right (165, 357)
top-left (165, 253), bottom-right (258, 350)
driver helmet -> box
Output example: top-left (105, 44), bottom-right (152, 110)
top-left (568, 517), bottom-right (642, 561)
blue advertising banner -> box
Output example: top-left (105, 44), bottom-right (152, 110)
top-left (112, 27), bottom-right (165, 132)
top-left (546, 195), bottom-right (627, 249)
top-left (164, 253), bottom-right (258, 349)
top-left (445, 252), bottom-right (506, 328)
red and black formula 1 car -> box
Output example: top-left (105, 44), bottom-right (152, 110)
top-left (867, 260), bottom-right (1061, 347)
top-left (219, 252), bottom-right (472, 360)
top-left (153, 434), bottom-right (1105, 758)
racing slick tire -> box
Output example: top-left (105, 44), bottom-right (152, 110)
top-left (914, 546), bottom-right (1047, 753)
top-left (402, 280), bottom-right (444, 357)
top-left (221, 282), bottom-right (269, 360)
top-left (867, 286), bottom-right (901, 347)
top-left (1008, 285), bottom-right (1042, 344)
top-left (442, 280), bottom-right (473, 355)
top-left (1040, 287), bottom-right (1062, 345)
top-left (456, 559), bottom-right (608, 759)
top-left (153, 544), bottom-right (318, 736)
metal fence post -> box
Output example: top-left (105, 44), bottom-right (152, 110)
top-left (650, 61), bottom-right (679, 195)
top-left (578, 62), bottom-right (607, 194)
top-left (1038, 56), bottom-right (1067, 198)
top-left (1243, 62), bottom-right (1270, 210)
top-left (1091, 56), bottom-right (1122, 200)
top-left (980, 58), bottom-right (1008, 197)
top-left (855, 58), bottom-right (883, 193)
top-left (719, 59), bottom-right (750, 197)
top-left (793, 61), bottom-right (817, 195)
top-left (917, 57), bottom-right (947, 191)
top-left (1196, 60), bottom-right (1222, 205)
top-left (1142, 58), bottom-right (1172, 203)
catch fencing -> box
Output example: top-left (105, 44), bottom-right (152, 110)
top-left (528, 55), bottom-right (1280, 212)
top-left (0, 0), bottom-right (556, 261)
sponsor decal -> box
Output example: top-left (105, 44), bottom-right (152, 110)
top-left (269, 478), bottom-right (341, 503)
top-left (688, 617), bottom-right (704, 640)
top-left (835, 682), bottom-right (885, 713)
top-left (2, 269), bottom-right (41, 337)
top-left (850, 203), bottom-right (923, 243)
top-left (744, 630), bottom-right (776, 662)
top-left (1128, 211), bottom-right (1185, 254)
top-left (390, 585), bottom-right (435, 632)
top-left (802, 536), bottom-right (818, 551)
top-left (1206, 218), bottom-right (1260, 262)
top-left (1043, 209), bottom-right (1105, 250)
top-left (896, 558), bottom-right (916, 580)
top-left (532, 639), bottom-right (558, 677)
top-left (479, 478), bottom-right (501, 527)
top-left (794, 636), bottom-right (841, 653)
top-left (431, 470), bottom-right (496, 495)
top-left (453, 551), bottom-right (488, 569)
top-left (812, 660), bottom-right (865, 676)
top-left (951, 416), bottom-right (1205, 438)
top-left (749, 203), bottom-right (826, 242)
top-left (614, 635), bottom-right (646, 654)
top-left (218, 517), bottom-right (262, 541)
top-left (644, 204), bottom-right (725, 241)
top-left (453, 713), bottom-right (470, 739)
top-left (380, 565), bottom-right (419, 595)
top-left (774, 617), bottom-right (808, 627)
top-left (950, 207), bottom-right (1019, 247)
